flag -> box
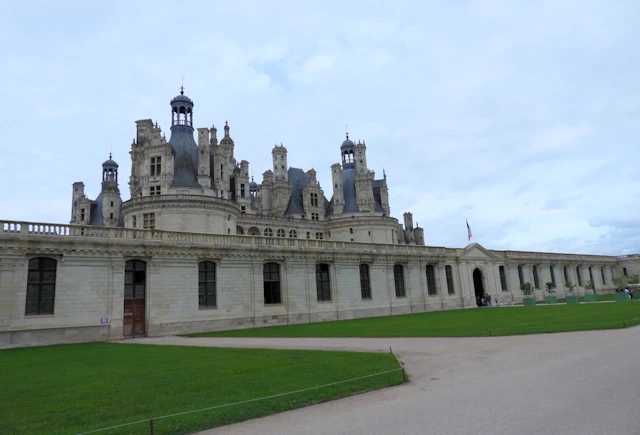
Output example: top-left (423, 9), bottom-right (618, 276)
top-left (466, 219), bottom-right (472, 241)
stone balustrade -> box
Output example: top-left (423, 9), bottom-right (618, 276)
top-left (0, 219), bottom-right (446, 256)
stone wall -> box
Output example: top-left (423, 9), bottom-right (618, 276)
top-left (0, 220), bottom-right (621, 347)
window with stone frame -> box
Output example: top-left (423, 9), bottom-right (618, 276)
top-left (240, 184), bottom-right (245, 198)
top-left (80, 208), bottom-right (85, 221)
top-left (499, 265), bottom-right (508, 291)
top-left (143, 213), bottom-right (155, 229)
top-left (289, 230), bottom-right (297, 238)
top-left (311, 213), bottom-right (319, 221)
top-left (426, 265), bottom-right (437, 295)
top-left (240, 206), bottom-right (246, 214)
top-left (310, 193), bottom-right (318, 207)
top-left (306, 232), bottom-right (310, 239)
top-left (149, 185), bottom-right (161, 196)
top-left (25, 257), bottom-right (57, 315)
top-left (532, 265), bottom-right (540, 288)
top-left (264, 228), bottom-right (273, 237)
top-left (601, 267), bottom-right (606, 285)
top-left (623, 267), bottom-right (628, 276)
top-left (518, 265), bottom-right (524, 287)
top-left (315, 232), bottom-right (323, 240)
top-left (316, 263), bottom-right (331, 302)
top-left (198, 261), bottom-right (216, 308)
top-left (393, 264), bottom-right (406, 298)
top-left (276, 229), bottom-right (285, 238)
top-left (263, 263), bottom-right (281, 304)
top-left (359, 264), bottom-right (371, 300)
top-left (132, 215), bottom-right (137, 228)
top-left (445, 265), bottom-right (455, 294)
top-left (150, 156), bottom-right (162, 176)
top-left (550, 266), bottom-right (556, 287)
top-left (576, 266), bottom-right (582, 286)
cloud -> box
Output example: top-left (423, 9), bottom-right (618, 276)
top-left (0, 0), bottom-right (639, 257)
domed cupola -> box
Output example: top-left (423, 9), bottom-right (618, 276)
top-left (167, 86), bottom-right (199, 188)
top-left (249, 176), bottom-right (259, 197)
top-left (102, 153), bottom-right (119, 185)
top-left (341, 132), bottom-right (355, 170)
top-left (170, 86), bottom-right (194, 130)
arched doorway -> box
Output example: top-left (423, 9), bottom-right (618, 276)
top-left (473, 268), bottom-right (485, 307)
top-left (247, 226), bottom-right (260, 236)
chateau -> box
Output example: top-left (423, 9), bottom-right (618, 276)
top-left (1, 89), bottom-right (638, 347)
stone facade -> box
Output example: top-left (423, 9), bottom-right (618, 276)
top-left (0, 221), bottom-right (635, 347)
top-left (2, 89), bottom-right (638, 347)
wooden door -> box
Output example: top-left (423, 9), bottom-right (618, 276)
top-left (124, 260), bottom-right (146, 337)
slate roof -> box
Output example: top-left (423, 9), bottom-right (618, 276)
top-left (168, 126), bottom-right (200, 188)
top-left (89, 194), bottom-right (124, 227)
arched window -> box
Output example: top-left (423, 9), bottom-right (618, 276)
top-left (264, 228), bottom-right (273, 237)
top-left (499, 265), bottom-right (508, 291)
top-left (316, 263), bottom-right (331, 302)
top-left (549, 266), bottom-right (556, 287)
top-left (426, 265), bottom-right (437, 295)
top-left (359, 264), bottom-right (371, 299)
top-left (236, 226), bottom-right (244, 235)
top-left (26, 257), bottom-right (57, 315)
top-left (263, 263), bottom-right (281, 304)
top-left (601, 267), bottom-right (606, 285)
top-left (517, 265), bottom-right (524, 287)
top-left (576, 266), bottom-right (583, 286)
top-left (289, 229), bottom-right (297, 238)
top-left (532, 265), bottom-right (540, 289)
top-left (276, 229), bottom-right (285, 238)
top-left (198, 261), bottom-right (217, 308)
top-left (394, 264), bottom-right (406, 297)
top-left (445, 265), bottom-right (455, 294)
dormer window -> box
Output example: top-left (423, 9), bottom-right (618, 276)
top-left (150, 156), bottom-right (161, 176)
top-left (310, 193), bottom-right (318, 207)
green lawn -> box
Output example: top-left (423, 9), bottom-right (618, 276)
top-left (188, 303), bottom-right (640, 338)
top-left (550, 294), bottom-right (615, 303)
top-left (0, 343), bottom-right (402, 435)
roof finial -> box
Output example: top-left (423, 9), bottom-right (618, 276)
top-left (180, 75), bottom-right (185, 95)
top-left (346, 124), bottom-right (349, 139)
top-left (109, 145), bottom-right (112, 160)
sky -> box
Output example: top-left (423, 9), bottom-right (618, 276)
top-left (0, 0), bottom-right (638, 255)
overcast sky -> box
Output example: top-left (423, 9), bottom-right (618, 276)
top-left (1, 0), bottom-right (638, 255)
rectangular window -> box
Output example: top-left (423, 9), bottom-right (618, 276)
top-left (359, 264), bottom-right (371, 299)
top-left (132, 216), bottom-right (137, 228)
top-left (445, 265), bottom-right (455, 294)
top-left (110, 212), bottom-right (114, 219)
top-left (533, 266), bottom-right (540, 289)
top-left (518, 265), bottom-right (524, 287)
top-left (394, 264), bottom-right (405, 298)
top-left (80, 208), bottom-right (85, 221)
top-left (143, 213), bottom-right (155, 229)
top-left (25, 257), bottom-right (57, 315)
top-left (306, 232), bottom-right (310, 239)
top-left (240, 184), bottom-right (245, 198)
top-left (149, 185), bottom-right (161, 196)
top-left (198, 261), bottom-right (216, 308)
top-left (110, 201), bottom-right (114, 207)
top-left (263, 263), bottom-right (281, 304)
top-left (576, 267), bottom-right (583, 286)
top-left (426, 265), bottom-right (437, 296)
top-left (623, 267), bottom-right (628, 276)
top-left (316, 263), bottom-right (331, 302)
top-left (310, 193), bottom-right (318, 207)
top-left (241, 206), bottom-right (246, 214)
top-left (499, 266), bottom-right (508, 291)
top-left (315, 232), bottom-right (323, 239)
top-left (150, 156), bottom-right (161, 176)
top-left (311, 213), bottom-right (319, 221)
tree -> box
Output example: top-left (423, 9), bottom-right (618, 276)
top-left (520, 282), bottom-right (533, 297)
top-left (613, 277), bottom-right (626, 291)
top-left (545, 282), bottom-right (556, 294)
top-left (628, 274), bottom-right (640, 284)
top-left (585, 280), bottom-right (595, 294)
top-left (564, 280), bottom-right (575, 294)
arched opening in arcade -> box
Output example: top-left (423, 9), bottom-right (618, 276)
top-left (473, 268), bottom-right (485, 307)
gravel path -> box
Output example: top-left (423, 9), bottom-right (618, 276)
top-left (124, 328), bottom-right (640, 435)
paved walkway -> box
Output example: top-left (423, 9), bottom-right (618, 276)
top-left (125, 328), bottom-right (640, 435)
